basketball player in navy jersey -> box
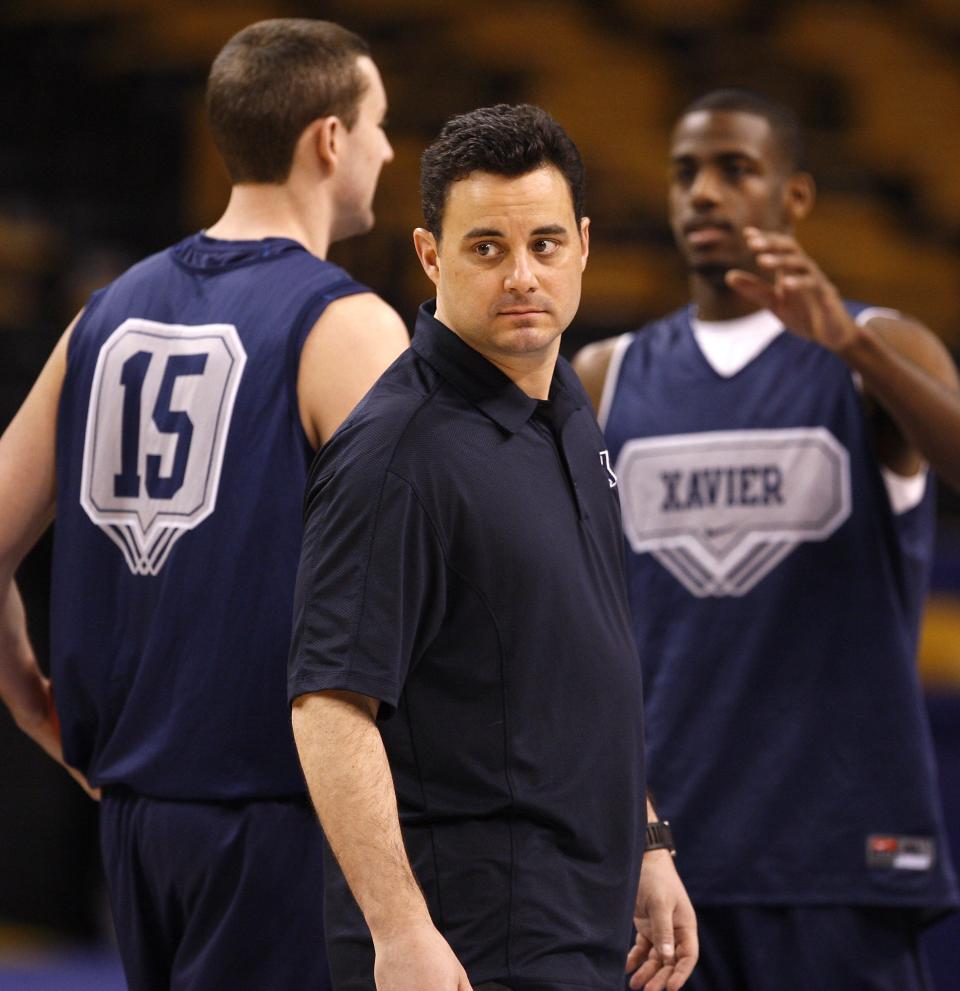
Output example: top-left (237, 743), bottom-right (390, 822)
top-left (0, 19), bottom-right (406, 990)
top-left (574, 89), bottom-right (960, 990)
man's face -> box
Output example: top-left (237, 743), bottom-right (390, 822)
top-left (668, 109), bottom-right (796, 281)
top-left (415, 165), bottom-right (589, 364)
top-left (331, 56), bottom-right (393, 242)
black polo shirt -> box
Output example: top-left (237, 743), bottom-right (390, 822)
top-left (289, 301), bottom-right (645, 991)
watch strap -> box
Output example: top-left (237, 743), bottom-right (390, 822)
top-left (645, 819), bottom-right (676, 856)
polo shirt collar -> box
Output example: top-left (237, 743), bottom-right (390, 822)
top-left (411, 300), bottom-right (584, 434)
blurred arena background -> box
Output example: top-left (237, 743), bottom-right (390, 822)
top-left (1, 0), bottom-right (959, 987)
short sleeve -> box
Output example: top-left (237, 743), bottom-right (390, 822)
top-left (287, 464), bottom-right (447, 716)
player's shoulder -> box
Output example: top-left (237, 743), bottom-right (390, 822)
top-left (636, 305), bottom-right (692, 341)
top-left (316, 349), bottom-right (436, 463)
top-left (84, 245), bottom-right (174, 300)
top-left (65, 248), bottom-right (175, 351)
top-left (317, 291), bottom-right (408, 339)
top-left (571, 336), bottom-right (626, 414)
top-left (573, 307), bottom-right (688, 371)
top-left (572, 335), bottom-right (623, 379)
top-left (845, 300), bottom-right (930, 340)
top-left (847, 300), bottom-right (957, 387)
top-left (572, 309), bottom-right (689, 413)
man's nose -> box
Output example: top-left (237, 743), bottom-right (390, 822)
top-left (504, 251), bottom-right (538, 293)
top-left (689, 168), bottom-right (722, 209)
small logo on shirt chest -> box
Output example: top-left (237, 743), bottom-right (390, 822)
top-left (599, 450), bottom-right (617, 488)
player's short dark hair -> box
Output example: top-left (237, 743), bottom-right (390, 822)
top-left (680, 89), bottom-right (805, 172)
top-left (206, 19), bottom-right (370, 184)
top-left (420, 104), bottom-right (585, 238)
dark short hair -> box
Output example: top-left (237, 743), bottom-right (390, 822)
top-left (420, 104), bottom-right (585, 237)
top-left (680, 89), bottom-right (805, 172)
top-left (206, 19), bottom-right (370, 184)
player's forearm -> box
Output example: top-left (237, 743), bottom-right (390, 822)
top-left (839, 324), bottom-right (960, 490)
top-left (0, 579), bottom-right (48, 728)
top-left (291, 690), bottom-right (432, 939)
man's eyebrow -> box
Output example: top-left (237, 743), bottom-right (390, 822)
top-left (463, 227), bottom-right (504, 240)
top-left (461, 224), bottom-right (570, 240)
top-left (671, 150), bottom-right (757, 165)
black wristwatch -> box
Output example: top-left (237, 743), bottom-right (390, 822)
top-left (645, 820), bottom-right (676, 857)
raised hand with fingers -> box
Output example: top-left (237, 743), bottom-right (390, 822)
top-left (725, 227), bottom-right (859, 353)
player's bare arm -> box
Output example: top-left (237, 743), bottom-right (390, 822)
top-left (0, 317), bottom-right (97, 797)
top-left (726, 227), bottom-right (960, 489)
top-left (627, 798), bottom-right (698, 991)
top-left (297, 293), bottom-right (409, 449)
top-left (571, 336), bottom-right (619, 415)
top-left (0, 325), bottom-right (69, 740)
top-left (292, 690), bottom-right (472, 991)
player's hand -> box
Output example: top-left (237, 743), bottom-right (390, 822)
top-left (373, 920), bottom-right (473, 991)
top-left (626, 849), bottom-right (698, 990)
top-left (726, 227), bottom-right (860, 354)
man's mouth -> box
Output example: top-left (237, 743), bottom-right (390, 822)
top-left (683, 219), bottom-right (734, 247)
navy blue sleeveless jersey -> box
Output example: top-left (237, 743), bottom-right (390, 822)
top-left (51, 233), bottom-right (370, 799)
top-left (603, 303), bottom-right (959, 913)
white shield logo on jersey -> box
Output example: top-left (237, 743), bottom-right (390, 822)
top-left (80, 318), bottom-right (247, 575)
top-left (616, 428), bottom-right (851, 597)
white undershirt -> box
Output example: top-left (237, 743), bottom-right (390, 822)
top-left (691, 308), bottom-right (785, 378)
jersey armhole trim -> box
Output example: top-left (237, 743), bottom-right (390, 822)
top-left (854, 306), bottom-right (902, 327)
top-left (597, 332), bottom-right (635, 431)
top-left (850, 305), bottom-right (925, 513)
top-left (849, 309), bottom-right (902, 394)
top-left (287, 282), bottom-right (372, 453)
top-left (65, 289), bottom-right (108, 364)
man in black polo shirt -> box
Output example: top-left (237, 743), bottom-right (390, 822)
top-left (288, 104), bottom-right (697, 991)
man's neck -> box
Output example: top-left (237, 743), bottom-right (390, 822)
top-left (481, 349), bottom-right (558, 401)
top-left (205, 183), bottom-right (333, 260)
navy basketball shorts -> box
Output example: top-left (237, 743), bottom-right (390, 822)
top-left (683, 904), bottom-right (932, 991)
top-left (100, 788), bottom-right (331, 991)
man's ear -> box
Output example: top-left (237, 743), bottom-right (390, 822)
top-left (307, 116), bottom-right (341, 177)
top-left (785, 171), bottom-right (815, 224)
top-left (412, 227), bottom-right (441, 287)
top-left (579, 216), bottom-right (591, 272)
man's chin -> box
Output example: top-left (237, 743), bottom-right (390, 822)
top-left (690, 262), bottom-right (733, 291)
top-left (496, 324), bottom-right (562, 356)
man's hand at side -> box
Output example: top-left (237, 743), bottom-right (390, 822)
top-left (626, 849), bottom-right (698, 991)
top-left (292, 690), bottom-right (472, 991)
top-left (373, 920), bottom-right (473, 991)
